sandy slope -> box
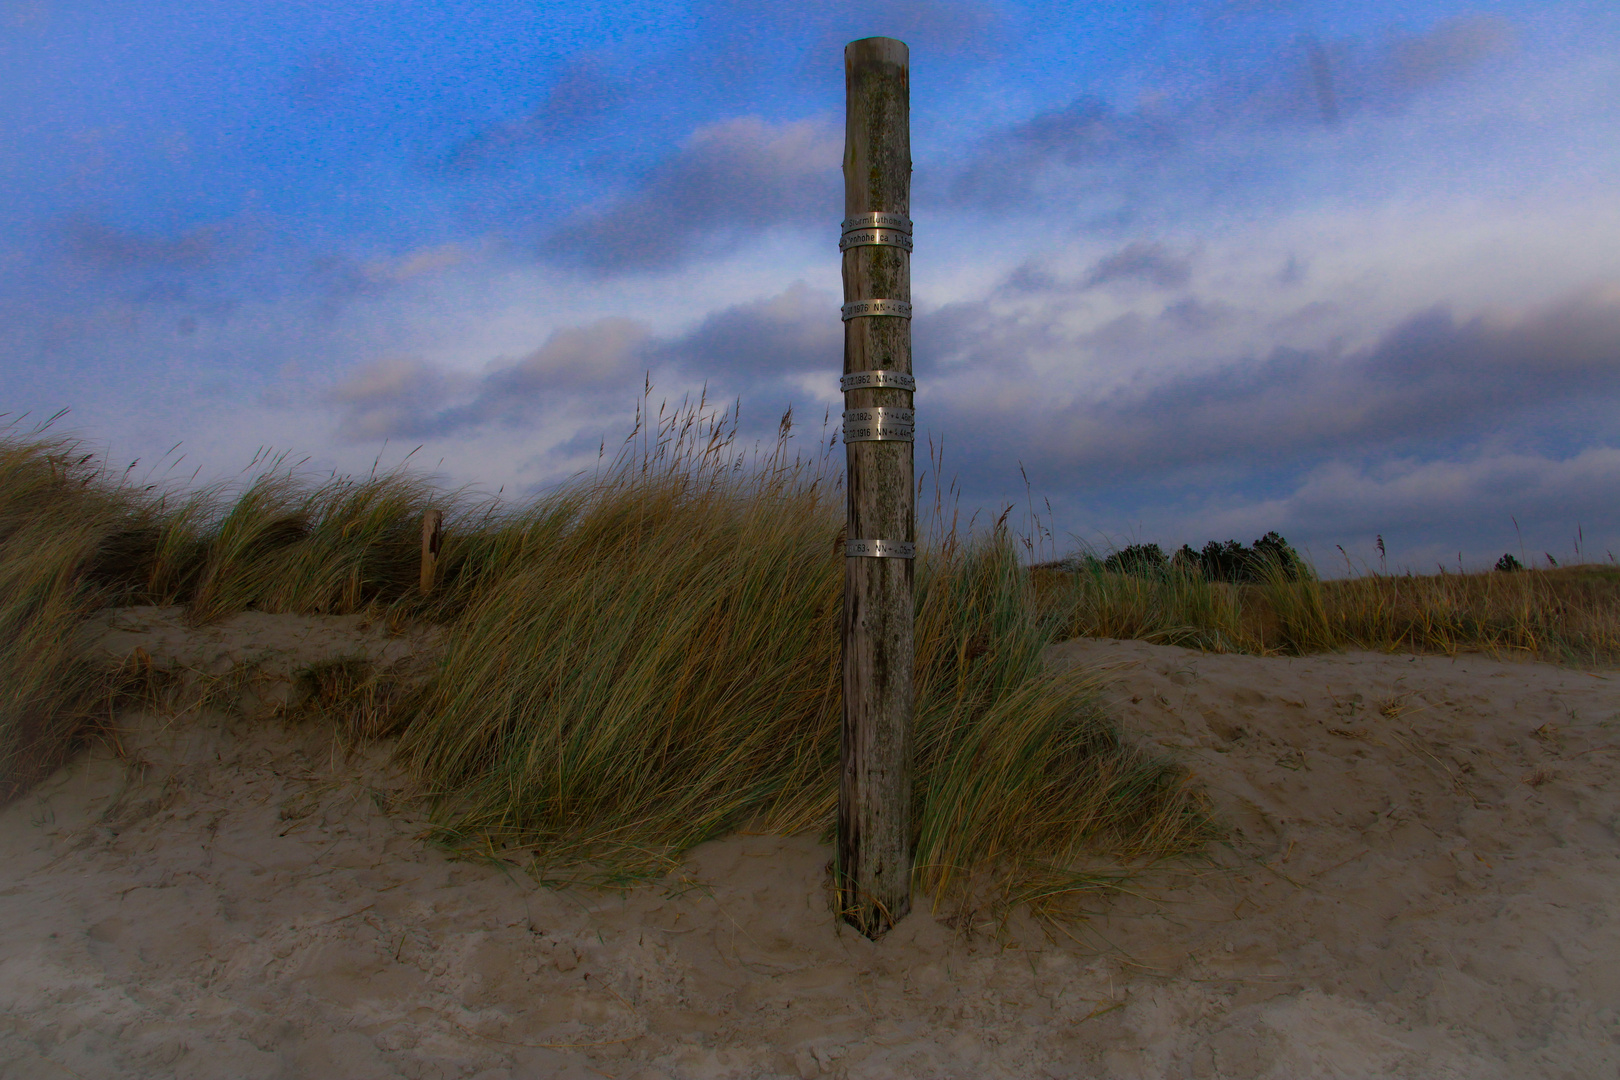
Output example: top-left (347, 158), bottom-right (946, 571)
top-left (2, 609), bottom-right (1618, 1079)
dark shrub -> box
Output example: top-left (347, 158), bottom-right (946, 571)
top-left (1495, 553), bottom-right (1524, 572)
top-left (1070, 533), bottom-right (1304, 582)
top-left (1103, 543), bottom-right (1167, 576)
top-left (1198, 539), bottom-right (1250, 582)
top-left (1171, 544), bottom-right (1201, 573)
top-left (1250, 531), bottom-right (1305, 582)
top-left (1162, 533), bottom-right (1308, 583)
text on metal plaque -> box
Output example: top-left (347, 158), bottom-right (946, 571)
top-left (840, 369), bottom-right (916, 392)
top-left (841, 299), bottom-right (912, 321)
top-left (841, 212), bottom-right (912, 234)
top-left (844, 406), bottom-right (915, 425)
top-left (840, 228), bottom-right (913, 253)
top-left (846, 538), bottom-right (916, 559)
top-left (844, 426), bottom-right (914, 443)
top-left (843, 406), bottom-right (915, 443)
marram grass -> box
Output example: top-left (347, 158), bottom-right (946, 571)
top-left (0, 436), bottom-right (153, 800)
top-left (0, 421), bottom-right (1212, 907)
top-left (3, 415), bottom-right (1614, 909)
top-left (395, 451), bottom-right (847, 864)
top-left (1032, 556), bottom-right (1620, 666)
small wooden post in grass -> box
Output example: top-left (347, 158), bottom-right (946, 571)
top-left (420, 508), bottom-right (443, 595)
top-left (839, 36), bottom-right (915, 938)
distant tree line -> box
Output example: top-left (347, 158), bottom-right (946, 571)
top-left (1067, 532), bottom-right (1307, 582)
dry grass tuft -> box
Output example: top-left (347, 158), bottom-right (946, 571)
top-left (6, 399), bottom-right (1610, 912)
top-left (21, 407), bottom-right (1611, 911)
top-left (6, 409), bottom-right (1607, 919)
top-left (0, 407), bottom-right (1212, 907)
top-left (1033, 557), bottom-right (1620, 666)
top-left (0, 434), bottom-right (153, 799)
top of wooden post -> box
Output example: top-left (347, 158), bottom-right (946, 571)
top-left (844, 38), bottom-right (910, 220)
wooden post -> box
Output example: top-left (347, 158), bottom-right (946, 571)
top-left (420, 509), bottom-right (443, 595)
top-left (838, 36), bottom-right (915, 938)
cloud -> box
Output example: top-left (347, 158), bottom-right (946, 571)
top-left (58, 216), bottom-right (230, 271)
top-left (700, 0), bottom-right (1002, 60)
top-left (925, 285), bottom-right (1620, 492)
top-left (946, 96), bottom-right (1144, 205)
top-left (655, 280), bottom-right (840, 383)
top-left (327, 281), bottom-right (841, 444)
top-left (439, 55), bottom-right (627, 171)
top-left (540, 116), bottom-right (840, 273)
top-left (285, 51), bottom-right (356, 109)
top-left (1081, 242), bottom-right (1193, 291)
top-left (328, 357), bottom-right (467, 442)
top-left (1153, 445), bottom-right (1620, 573)
top-left (944, 15), bottom-right (1515, 208)
top-left (328, 317), bottom-right (653, 441)
top-left (1374, 15), bottom-right (1513, 99)
top-left (324, 277), bottom-right (1620, 516)
top-left (360, 243), bottom-right (471, 284)
top-left (1279, 447), bottom-right (1620, 540)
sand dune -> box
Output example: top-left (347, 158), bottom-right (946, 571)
top-left (2, 609), bottom-right (1617, 1078)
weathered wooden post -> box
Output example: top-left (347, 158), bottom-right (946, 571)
top-left (420, 508), bottom-right (443, 595)
top-left (839, 36), bottom-right (915, 938)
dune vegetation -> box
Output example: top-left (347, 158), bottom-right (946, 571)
top-left (1, 407), bottom-right (1615, 909)
top-left (1033, 552), bottom-right (1620, 666)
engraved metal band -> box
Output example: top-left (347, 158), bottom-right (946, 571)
top-left (846, 539), bottom-right (916, 559)
top-left (840, 228), bottom-right (913, 253)
top-left (841, 212), bottom-right (912, 234)
top-left (840, 369), bottom-right (916, 392)
top-left (844, 406), bottom-right (914, 425)
top-left (841, 299), bottom-right (912, 321)
top-left (843, 407), bottom-right (915, 443)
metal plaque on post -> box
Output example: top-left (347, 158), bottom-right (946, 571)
top-left (842, 212), bottom-right (912, 233)
top-left (840, 228), bottom-right (913, 253)
top-left (843, 407), bottom-right (915, 442)
top-left (846, 538), bottom-right (916, 558)
top-left (841, 299), bottom-right (912, 321)
top-left (840, 369), bottom-right (916, 392)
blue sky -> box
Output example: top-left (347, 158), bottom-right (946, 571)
top-left (4, 0), bottom-right (1618, 572)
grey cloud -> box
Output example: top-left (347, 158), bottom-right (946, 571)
top-left (439, 55), bottom-right (627, 171)
top-left (921, 286), bottom-right (1620, 495)
top-left (1288, 16), bottom-right (1513, 125)
top-left (1167, 446), bottom-right (1620, 575)
top-left (837, 0), bottom-right (1001, 51)
top-left (945, 15), bottom-right (1514, 207)
top-left (1082, 242), bottom-right (1193, 291)
top-left (286, 51), bottom-right (356, 109)
top-left (1273, 449), bottom-right (1620, 543)
top-left (949, 241), bottom-right (1197, 368)
top-left (481, 318), bottom-right (651, 399)
top-left (1377, 15), bottom-right (1513, 98)
top-left (540, 116), bottom-right (840, 273)
top-left (1045, 445), bottom-right (1620, 577)
top-left (328, 317), bottom-right (652, 441)
top-left (1247, 16), bottom-right (1514, 124)
top-left (323, 281), bottom-right (1620, 568)
top-left (919, 285), bottom-right (1618, 573)
top-left (946, 97), bottom-right (1161, 205)
top-left (328, 358), bottom-right (467, 442)
top-left (656, 281), bottom-right (840, 381)
top-left (703, 0), bottom-right (1001, 58)
top-left (328, 284), bottom-right (840, 444)
top-left (921, 254), bottom-right (1225, 372)
top-left (60, 217), bottom-right (228, 271)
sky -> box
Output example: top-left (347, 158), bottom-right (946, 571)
top-left (3, 0), bottom-right (1618, 573)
